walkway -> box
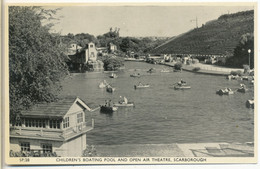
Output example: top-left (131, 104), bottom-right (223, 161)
top-left (162, 62), bottom-right (243, 76)
top-left (94, 142), bottom-right (253, 157)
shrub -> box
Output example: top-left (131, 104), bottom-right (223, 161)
top-left (82, 145), bottom-right (97, 157)
top-left (243, 64), bottom-right (250, 74)
top-left (193, 67), bottom-right (201, 72)
top-left (102, 56), bottom-right (124, 71)
top-left (230, 70), bottom-right (243, 76)
top-left (174, 62), bottom-right (182, 70)
top-left (192, 59), bottom-right (199, 64)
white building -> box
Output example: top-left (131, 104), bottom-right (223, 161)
top-left (10, 97), bottom-right (96, 157)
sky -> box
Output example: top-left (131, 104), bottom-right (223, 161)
top-left (49, 5), bottom-right (254, 37)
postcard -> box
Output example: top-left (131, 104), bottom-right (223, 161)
top-left (3, 1), bottom-right (257, 165)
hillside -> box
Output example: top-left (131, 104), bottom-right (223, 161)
top-left (152, 10), bottom-right (254, 56)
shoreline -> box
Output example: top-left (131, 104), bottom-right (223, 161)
top-left (162, 62), bottom-right (231, 76)
top-left (124, 59), bottom-right (241, 76)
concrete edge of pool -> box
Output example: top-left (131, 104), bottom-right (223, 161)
top-left (93, 142), bottom-right (254, 157)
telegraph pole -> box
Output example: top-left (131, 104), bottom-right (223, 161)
top-left (191, 17), bottom-right (198, 28)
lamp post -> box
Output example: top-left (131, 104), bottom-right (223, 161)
top-left (248, 49), bottom-right (251, 69)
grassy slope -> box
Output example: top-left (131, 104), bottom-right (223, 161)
top-left (153, 10), bottom-right (254, 56)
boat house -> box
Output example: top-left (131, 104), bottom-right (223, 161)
top-left (68, 42), bottom-right (104, 72)
top-left (10, 97), bottom-right (96, 157)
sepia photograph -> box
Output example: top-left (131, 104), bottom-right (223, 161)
top-left (4, 1), bottom-right (257, 165)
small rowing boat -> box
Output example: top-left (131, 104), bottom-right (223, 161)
top-left (109, 73), bottom-right (118, 78)
top-left (147, 68), bottom-right (156, 73)
top-left (216, 88), bottom-right (234, 95)
top-left (237, 88), bottom-right (248, 93)
top-left (106, 86), bottom-right (115, 93)
top-left (173, 85), bottom-right (191, 90)
top-left (134, 84), bottom-right (150, 89)
top-left (100, 105), bottom-right (118, 113)
top-left (99, 82), bottom-right (107, 88)
top-left (161, 69), bottom-right (170, 73)
top-left (246, 99), bottom-right (254, 109)
top-left (130, 73), bottom-right (141, 77)
top-left (114, 102), bottom-right (134, 107)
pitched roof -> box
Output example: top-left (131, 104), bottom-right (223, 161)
top-left (20, 97), bottom-right (92, 119)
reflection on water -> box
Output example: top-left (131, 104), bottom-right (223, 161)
top-left (60, 62), bottom-right (254, 145)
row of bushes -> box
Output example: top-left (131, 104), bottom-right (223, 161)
top-left (10, 150), bottom-right (58, 157)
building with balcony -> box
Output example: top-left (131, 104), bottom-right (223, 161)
top-left (10, 97), bottom-right (97, 157)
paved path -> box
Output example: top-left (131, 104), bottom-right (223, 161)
top-left (95, 144), bottom-right (184, 157)
top-left (94, 142), bottom-right (253, 157)
top-left (161, 62), bottom-right (243, 76)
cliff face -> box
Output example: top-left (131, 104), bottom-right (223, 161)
top-left (153, 10), bottom-right (254, 56)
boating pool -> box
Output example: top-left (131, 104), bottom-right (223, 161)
top-left (60, 61), bottom-right (254, 145)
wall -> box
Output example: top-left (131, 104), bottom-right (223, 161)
top-left (10, 135), bottom-right (87, 157)
top-left (61, 133), bottom-right (87, 156)
top-left (64, 102), bottom-right (86, 129)
top-left (10, 138), bottom-right (64, 156)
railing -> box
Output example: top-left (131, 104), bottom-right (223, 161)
top-left (10, 126), bottom-right (63, 138)
top-left (10, 119), bottom-right (95, 140)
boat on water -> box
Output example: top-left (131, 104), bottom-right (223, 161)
top-left (216, 88), bottom-right (234, 95)
top-left (134, 84), bottom-right (150, 89)
top-left (130, 73), bottom-right (141, 77)
top-left (109, 73), bottom-right (118, 78)
top-left (237, 87), bottom-right (248, 93)
top-left (161, 69), bottom-right (171, 73)
top-left (99, 80), bottom-right (109, 88)
top-left (99, 82), bottom-right (107, 88)
top-left (106, 86), bottom-right (115, 93)
top-left (114, 102), bottom-right (135, 107)
top-left (173, 85), bottom-right (191, 90)
top-left (246, 99), bottom-right (254, 109)
top-left (227, 75), bottom-right (241, 80)
top-left (147, 68), bottom-right (156, 73)
top-left (100, 105), bottom-right (118, 113)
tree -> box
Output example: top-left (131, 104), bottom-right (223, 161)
top-left (9, 6), bottom-right (68, 124)
top-left (102, 56), bottom-right (124, 71)
top-left (225, 33), bottom-right (254, 68)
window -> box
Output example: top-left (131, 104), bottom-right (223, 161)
top-left (20, 142), bottom-right (30, 151)
top-left (77, 113), bottom-right (83, 123)
top-left (42, 144), bottom-right (52, 153)
top-left (90, 44), bottom-right (93, 48)
top-left (12, 121), bottom-right (21, 127)
top-left (90, 52), bottom-right (95, 58)
top-left (63, 117), bottom-right (69, 128)
top-left (25, 119), bottom-right (46, 128)
top-left (49, 119), bottom-right (60, 129)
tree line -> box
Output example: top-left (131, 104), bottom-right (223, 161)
top-left (9, 6), bottom-right (68, 124)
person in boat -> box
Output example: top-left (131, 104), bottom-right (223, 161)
top-left (177, 79), bottom-right (186, 86)
top-left (107, 84), bottom-right (112, 88)
top-left (138, 82), bottom-right (143, 86)
top-left (108, 100), bottom-right (113, 107)
top-left (119, 96), bottom-right (128, 104)
top-left (103, 80), bottom-right (107, 85)
top-left (105, 100), bottom-right (109, 107)
top-left (224, 88), bottom-right (229, 93)
top-left (240, 83), bottom-right (246, 89)
top-left (123, 96), bottom-right (128, 104)
top-left (119, 96), bottom-right (123, 104)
